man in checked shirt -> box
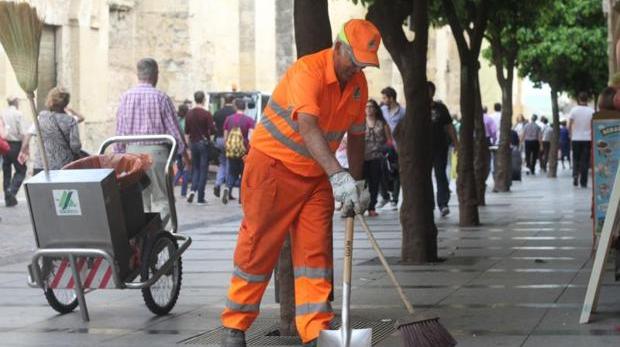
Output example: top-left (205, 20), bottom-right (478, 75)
top-left (116, 58), bottom-right (191, 224)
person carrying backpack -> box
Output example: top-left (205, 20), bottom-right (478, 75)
top-left (222, 98), bottom-right (255, 204)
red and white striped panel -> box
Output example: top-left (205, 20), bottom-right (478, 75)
top-left (47, 257), bottom-right (116, 289)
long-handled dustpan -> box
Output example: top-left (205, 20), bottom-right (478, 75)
top-left (318, 216), bottom-right (372, 347)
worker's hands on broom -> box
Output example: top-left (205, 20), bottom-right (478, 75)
top-left (329, 171), bottom-right (369, 215)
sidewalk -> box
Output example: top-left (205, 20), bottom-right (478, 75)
top-left (0, 170), bottom-right (618, 346)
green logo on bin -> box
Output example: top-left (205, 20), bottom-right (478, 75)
top-left (53, 190), bottom-right (82, 216)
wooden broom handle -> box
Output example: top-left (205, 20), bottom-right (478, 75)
top-left (356, 215), bottom-right (415, 315)
top-left (27, 94), bottom-right (50, 174)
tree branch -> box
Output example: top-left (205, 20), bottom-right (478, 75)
top-left (366, 0), bottom-right (412, 71)
top-left (441, 0), bottom-right (470, 60)
top-left (470, 0), bottom-right (489, 57)
top-left (489, 33), bottom-right (506, 86)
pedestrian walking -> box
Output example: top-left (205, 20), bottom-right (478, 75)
top-left (513, 114), bottom-right (527, 152)
top-left (568, 92), bottom-right (594, 187)
top-left (1, 97), bottom-right (27, 207)
top-left (364, 99), bottom-right (391, 217)
top-left (213, 94), bottom-right (236, 198)
top-left (222, 98), bottom-right (254, 204)
top-left (220, 19), bottom-right (378, 347)
top-left (185, 91), bottom-right (216, 205)
top-left (540, 117), bottom-right (552, 172)
top-left (115, 58), bottom-right (191, 223)
top-left (490, 103), bottom-right (502, 144)
top-left (483, 106), bottom-right (497, 146)
top-left (488, 103), bottom-right (502, 174)
top-left (522, 114), bottom-right (542, 175)
top-left (174, 103), bottom-right (190, 197)
top-left (559, 120), bottom-right (571, 169)
top-left (429, 82), bottom-right (459, 216)
top-left (21, 87), bottom-right (83, 175)
top-left (380, 86), bottom-right (405, 210)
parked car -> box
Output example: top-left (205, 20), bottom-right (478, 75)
top-left (207, 91), bottom-right (270, 123)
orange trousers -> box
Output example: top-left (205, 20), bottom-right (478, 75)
top-left (221, 149), bottom-right (334, 343)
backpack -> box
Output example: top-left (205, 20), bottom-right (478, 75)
top-left (225, 116), bottom-right (247, 159)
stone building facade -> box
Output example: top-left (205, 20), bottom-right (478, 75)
top-left (0, 0), bottom-right (524, 150)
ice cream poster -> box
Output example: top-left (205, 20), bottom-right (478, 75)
top-left (593, 118), bottom-right (620, 234)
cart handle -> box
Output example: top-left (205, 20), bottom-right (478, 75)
top-left (97, 135), bottom-right (179, 234)
top-left (27, 234), bottom-right (192, 290)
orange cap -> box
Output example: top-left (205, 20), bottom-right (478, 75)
top-left (338, 19), bottom-right (381, 68)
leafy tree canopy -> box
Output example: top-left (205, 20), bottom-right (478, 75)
top-left (481, 1), bottom-right (550, 72)
top-left (517, 0), bottom-right (607, 97)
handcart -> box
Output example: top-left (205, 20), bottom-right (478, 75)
top-left (25, 135), bottom-right (192, 321)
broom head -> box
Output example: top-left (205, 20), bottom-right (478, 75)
top-left (397, 313), bottom-right (457, 347)
top-left (0, 1), bottom-right (43, 94)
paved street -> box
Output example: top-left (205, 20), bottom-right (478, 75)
top-left (0, 168), bottom-right (619, 346)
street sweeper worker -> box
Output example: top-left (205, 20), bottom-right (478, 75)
top-left (220, 19), bottom-right (381, 347)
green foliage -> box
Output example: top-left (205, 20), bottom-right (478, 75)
top-left (481, 1), bottom-right (549, 72)
top-left (517, 0), bottom-right (607, 96)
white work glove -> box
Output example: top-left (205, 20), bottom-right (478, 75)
top-left (329, 171), bottom-right (369, 216)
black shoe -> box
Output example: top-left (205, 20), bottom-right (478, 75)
top-left (222, 187), bottom-right (229, 205)
top-left (573, 178), bottom-right (578, 187)
top-left (5, 195), bottom-right (17, 207)
top-left (440, 206), bottom-right (450, 217)
top-left (221, 327), bottom-right (246, 347)
top-left (214, 185), bottom-right (220, 198)
top-left (187, 192), bottom-right (195, 203)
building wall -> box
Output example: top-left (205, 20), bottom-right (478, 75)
top-left (0, 0), bottom-right (525, 151)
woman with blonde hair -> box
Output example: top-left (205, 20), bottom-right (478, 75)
top-left (20, 86), bottom-right (83, 174)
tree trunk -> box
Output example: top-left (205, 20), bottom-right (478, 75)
top-left (398, 0), bottom-right (438, 263)
top-left (473, 74), bottom-right (489, 206)
top-left (367, 0), bottom-right (438, 263)
top-left (275, 0), bottom-right (333, 334)
top-left (548, 88), bottom-right (561, 178)
top-left (440, 0), bottom-right (486, 226)
top-left (294, 0), bottom-right (332, 57)
top-left (493, 69), bottom-right (514, 192)
top-left (457, 59), bottom-right (481, 226)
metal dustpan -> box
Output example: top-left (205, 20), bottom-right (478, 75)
top-left (318, 216), bottom-right (372, 347)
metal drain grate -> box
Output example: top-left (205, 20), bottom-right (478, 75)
top-left (181, 319), bottom-right (278, 345)
top-left (180, 318), bottom-right (395, 346)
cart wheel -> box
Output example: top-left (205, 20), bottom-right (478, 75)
top-left (43, 258), bottom-right (78, 314)
top-left (141, 232), bottom-right (182, 315)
